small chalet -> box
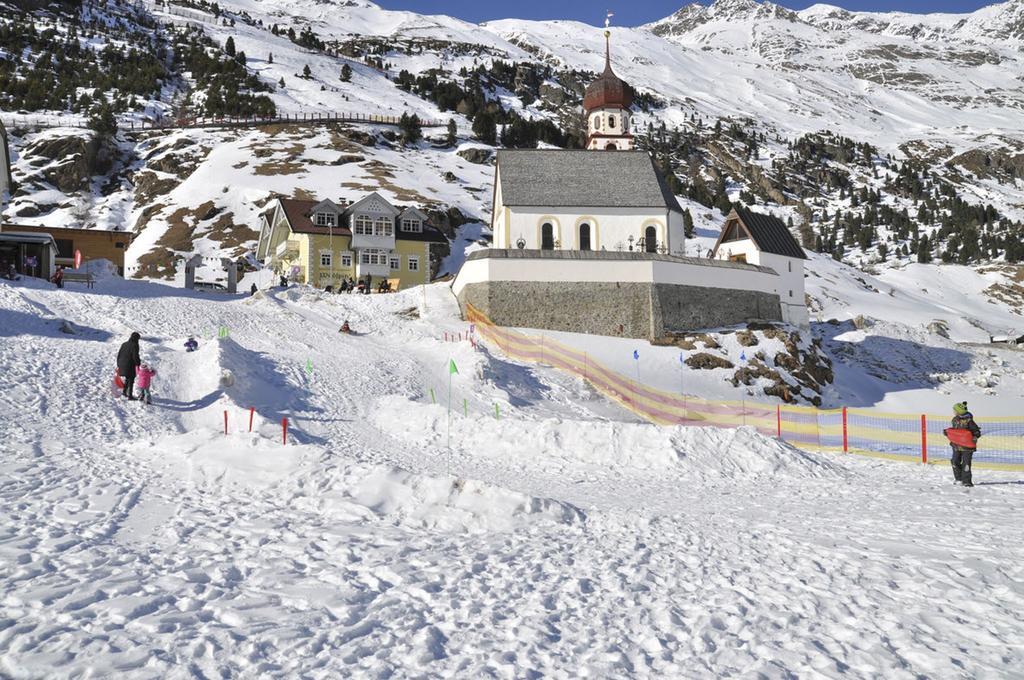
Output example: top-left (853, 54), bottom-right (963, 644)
top-left (0, 224), bottom-right (134, 275)
top-left (711, 207), bottom-right (808, 327)
top-left (255, 192), bottom-right (448, 289)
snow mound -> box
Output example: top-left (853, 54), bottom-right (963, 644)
top-left (669, 425), bottom-right (845, 480)
top-left (378, 397), bottom-right (845, 483)
top-left (131, 430), bottom-right (582, 533)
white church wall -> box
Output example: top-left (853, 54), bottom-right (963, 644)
top-left (452, 252), bottom-right (781, 300)
top-left (498, 206), bottom-right (675, 254)
top-left (714, 239), bottom-right (808, 328)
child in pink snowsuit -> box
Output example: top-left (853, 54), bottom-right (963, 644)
top-left (136, 364), bottom-right (157, 405)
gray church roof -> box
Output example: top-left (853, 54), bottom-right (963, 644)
top-left (496, 150), bottom-right (682, 213)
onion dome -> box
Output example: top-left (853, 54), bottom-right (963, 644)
top-left (583, 30), bottom-right (634, 112)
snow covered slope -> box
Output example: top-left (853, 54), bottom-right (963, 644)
top-left (2, 276), bottom-right (1023, 676)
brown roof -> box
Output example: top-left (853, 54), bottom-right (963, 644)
top-left (279, 198), bottom-right (352, 236)
top-left (0, 224), bottom-right (135, 240)
top-left (583, 34), bottom-right (634, 112)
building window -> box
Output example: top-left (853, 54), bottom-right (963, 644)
top-left (579, 223), bottom-right (591, 251)
top-left (389, 255), bottom-right (400, 270)
top-left (360, 249), bottom-right (388, 266)
top-left (608, 115), bottom-right (616, 129)
top-left (320, 251), bottom-right (332, 268)
top-left (592, 116), bottom-right (599, 130)
top-left (722, 220), bottom-right (745, 242)
top-left (54, 239), bottom-right (74, 258)
top-left (645, 225), bottom-right (657, 253)
top-left (115, 242), bottom-right (125, 249)
top-left (354, 215), bottom-right (373, 235)
top-left (408, 255), bottom-right (420, 271)
top-left (605, 143), bottom-right (617, 151)
top-left (314, 212), bottom-right (336, 227)
top-left (401, 218), bottom-right (422, 233)
top-left (373, 217), bottom-right (393, 237)
top-left (341, 252), bottom-right (353, 267)
top-left (789, 290), bottom-right (793, 298)
top-left (541, 223), bottom-right (554, 250)
top-left (788, 261), bottom-right (792, 272)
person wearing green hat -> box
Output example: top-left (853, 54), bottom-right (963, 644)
top-left (944, 401), bottom-right (981, 487)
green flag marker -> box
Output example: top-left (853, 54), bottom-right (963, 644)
top-left (305, 359), bottom-right (313, 374)
top-left (430, 388), bottom-right (436, 404)
top-left (495, 403), bottom-right (500, 420)
top-left (463, 398), bottom-right (467, 417)
top-left (449, 359), bottom-right (459, 375)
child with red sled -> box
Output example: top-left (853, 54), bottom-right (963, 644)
top-left (944, 401), bottom-right (981, 487)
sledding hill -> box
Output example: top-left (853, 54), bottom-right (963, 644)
top-left (2, 275), bottom-right (1024, 676)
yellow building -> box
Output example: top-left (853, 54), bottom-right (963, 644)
top-left (255, 192), bottom-right (448, 290)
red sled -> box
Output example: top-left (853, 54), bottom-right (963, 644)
top-left (114, 368), bottom-right (125, 390)
top-left (944, 427), bottom-right (977, 449)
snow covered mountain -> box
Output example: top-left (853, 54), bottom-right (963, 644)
top-left (2, 0), bottom-right (1024, 276)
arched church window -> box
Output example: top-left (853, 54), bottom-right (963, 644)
top-left (579, 223), bottom-right (591, 251)
top-left (541, 223), bottom-right (554, 250)
top-left (645, 225), bottom-right (657, 253)
top-left (605, 143), bottom-right (617, 151)
top-left (608, 115), bottom-right (616, 129)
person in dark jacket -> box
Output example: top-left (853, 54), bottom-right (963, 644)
top-left (117, 332), bottom-right (142, 400)
top-left (250, 282), bottom-right (258, 296)
top-left (945, 401), bottom-right (981, 487)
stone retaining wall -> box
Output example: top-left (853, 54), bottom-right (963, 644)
top-left (458, 280), bottom-right (782, 340)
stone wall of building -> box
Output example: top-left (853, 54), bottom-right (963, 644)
top-left (458, 280), bottom-right (782, 340)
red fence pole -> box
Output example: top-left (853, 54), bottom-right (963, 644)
top-left (249, 407), bottom-right (255, 432)
top-left (842, 407), bottom-right (849, 453)
top-left (224, 410), bottom-right (228, 435)
top-left (776, 404), bottom-right (782, 438)
top-left (920, 414), bottom-right (928, 464)
top-left (282, 417), bottom-right (288, 445)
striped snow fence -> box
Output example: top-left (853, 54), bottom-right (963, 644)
top-left (466, 304), bottom-right (1024, 471)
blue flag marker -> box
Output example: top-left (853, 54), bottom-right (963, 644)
top-left (633, 350), bottom-right (639, 361)
top-left (740, 350), bottom-right (747, 363)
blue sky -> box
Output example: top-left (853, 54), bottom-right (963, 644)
top-left (379, 0), bottom-right (997, 25)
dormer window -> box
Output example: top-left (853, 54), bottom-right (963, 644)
top-left (401, 218), bottom-right (422, 233)
top-left (354, 215), bottom-right (373, 235)
top-left (314, 212), bottom-right (336, 227)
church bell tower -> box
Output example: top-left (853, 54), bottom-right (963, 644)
top-left (583, 30), bottom-right (634, 151)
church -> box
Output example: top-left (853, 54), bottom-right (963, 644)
top-left (453, 28), bottom-right (810, 340)
top-left (490, 30), bottom-right (685, 255)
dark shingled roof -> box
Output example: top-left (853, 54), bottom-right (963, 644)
top-left (277, 198), bottom-right (446, 243)
top-left (734, 207), bottom-right (807, 259)
top-left (496, 150), bottom-right (682, 213)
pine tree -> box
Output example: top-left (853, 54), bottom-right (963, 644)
top-left (278, 77), bottom-right (285, 88)
top-left (303, 64), bottom-right (311, 79)
top-left (268, 53), bottom-right (273, 64)
top-left (472, 112), bottom-right (496, 145)
top-left (917, 234), bottom-right (931, 263)
top-left (682, 208), bottom-right (694, 238)
top-left (446, 118), bottom-right (457, 147)
top-left (340, 63), bottom-right (352, 82)
top-left (225, 36), bottom-right (235, 57)
top-left (399, 112), bottom-right (422, 145)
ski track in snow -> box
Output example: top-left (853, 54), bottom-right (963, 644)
top-left (1, 278), bottom-right (1023, 678)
